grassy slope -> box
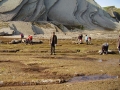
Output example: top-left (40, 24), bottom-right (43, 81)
top-left (103, 6), bottom-right (120, 14)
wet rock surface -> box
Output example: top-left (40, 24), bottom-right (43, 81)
top-left (67, 74), bottom-right (118, 83)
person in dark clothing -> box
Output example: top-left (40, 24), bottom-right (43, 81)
top-left (117, 35), bottom-right (120, 54)
top-left (50, 32), bottom-right (57, 55)
top-left (100, 43), bottom-right (109, 55)
top-left (78, 34), bottom-right (83, 44)
top-left (20, 33), bottom-right (24, 42)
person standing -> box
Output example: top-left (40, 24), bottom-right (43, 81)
top-left (88, 36), bottom-right (91, 44)
top-left (20, 33), bottom-right (24, 42)
top-left (50, 32), bottom-right (57, 55)
top-left (78, 34), bottom-right (83, 44)
top-left (85, 35), bottom-right (88, 45)
top-left (117, 35), bottom-right (120, 54)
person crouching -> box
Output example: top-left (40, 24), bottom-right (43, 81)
top-left (25, 35), bottom-right (33, 45)
top-left (100, 43), bottom-right (109, 55)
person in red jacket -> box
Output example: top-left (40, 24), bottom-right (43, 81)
top-left (28, 35), bottom-right (33, 45)
top-left (25, 35), bottom-right (33, 45)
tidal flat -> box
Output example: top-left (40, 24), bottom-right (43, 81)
top-left (0, 37), bottom-right (120, 90)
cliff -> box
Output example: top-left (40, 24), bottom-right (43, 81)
top-left (0, 0), bottom-right (120, 30)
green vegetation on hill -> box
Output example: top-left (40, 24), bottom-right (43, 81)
top-left (103, 6), bottom-right (120, 14)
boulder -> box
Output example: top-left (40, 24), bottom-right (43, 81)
top-left (9, 39), bottom-right (21, 44)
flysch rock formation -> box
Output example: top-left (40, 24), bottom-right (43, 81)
top-left (0, 21), bottom-right (119, 39)
top-left (0, 0), bottom-right (28, 21)
top-left (0, 28), bottom-right (14, 35)
top-left (9, 21), bottom-right (35, 35)
top-left (2, 21), bottom-right (66, 39)
top-left (0, 0), bottom-right (120, 30)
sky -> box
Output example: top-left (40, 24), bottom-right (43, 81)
top-left (94, 0), bottom-right (120, 8)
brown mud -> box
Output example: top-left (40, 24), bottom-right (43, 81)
top-left (0, 37), bottom-right (120, 90)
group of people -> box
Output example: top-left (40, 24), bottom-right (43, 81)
top-left (78, 34), bottom-right (91, 45)
top-left (78, 34), bottom-right (120, 55)
top-left (20, 32), bottom-right (120, 55)
top-left (20, 32), bottom-right (57, 55)
top-left (85, 35), bottom-right (91, 45)
top-left (51, 32), bottom-right (120, 55)
top-left (20, 33), bottom-right (33, 45)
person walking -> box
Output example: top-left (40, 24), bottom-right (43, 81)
top-left (117, 35), bottom-right (120, 54)
top-left (50, 32), bottom-right (57, 55)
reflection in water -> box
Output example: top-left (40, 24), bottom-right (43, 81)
top-left (67, 74), bottom-right (117, 83)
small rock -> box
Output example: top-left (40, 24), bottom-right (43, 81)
top-left (0, 81), bottom-right (3, 85)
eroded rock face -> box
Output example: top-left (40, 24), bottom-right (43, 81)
top-left (0, 28), bottom-right (14, 35)
top-left (6, 21), bottom-right (62, 36)
top-left (0, 0), bottom-right (23, 13)
top-left (0, 0), bottom-right (120, 30)
top-left (0, 0), bottom-right (28, 21)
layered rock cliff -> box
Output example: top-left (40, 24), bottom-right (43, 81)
top-left (0, 0), bottom-right (120, 30)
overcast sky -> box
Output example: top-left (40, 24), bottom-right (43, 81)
top-left (94, 0), bottom-right (120, 8)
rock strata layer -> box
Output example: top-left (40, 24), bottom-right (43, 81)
top-left (0, 0), bottom-right (120, 30)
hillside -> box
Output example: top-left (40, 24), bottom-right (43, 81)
top-left (0, 0), bottom-right (120, 30)
top-left (104, 6), bottom-right (120, 14)
top-left (103, 6), bottom-right (120, 21)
